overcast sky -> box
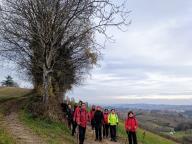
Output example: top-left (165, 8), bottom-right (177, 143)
top-left (1, 0), bottom-right (192, 105)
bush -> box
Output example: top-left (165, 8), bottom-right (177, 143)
top-left (175, 123), bottom-right (192, 131)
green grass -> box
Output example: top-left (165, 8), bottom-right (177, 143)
top-left (0, 114), bottom-right (16, 144)
top-left (0, 87), bottom-right (31, 102)
top-left (19, 110), bottom-right (76, 144)
top-left (0, 129), bottom-right (16, 144)
top-left (117, 120), bottom-right (177, 144)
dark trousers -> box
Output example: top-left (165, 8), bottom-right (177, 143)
top-left (79, 126), bottom-right (86, 144)
top-left (127, 131), bottom-right (137, 144)
top-left (72, 121), bottom-right (77, 136)
top-left (95, 124), bottom-right (102, 140)
top-left (110, 125), bottom-right (116, 140)
top-left (103, 124), bottom-right (109, 138)
top-left (91, 119), bottom-right (95, 130)
top-left (68, 119), bottom-right (72, 130)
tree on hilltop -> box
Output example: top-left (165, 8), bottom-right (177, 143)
top-left (1, 75), bottom-right (19, 87)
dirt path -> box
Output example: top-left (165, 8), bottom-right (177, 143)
top-left (84, 126), bottom-right (122, 144)
top-left (0, 98), bottom-right (46, 144)
top-left (3, 112), bottom-right (46, 144)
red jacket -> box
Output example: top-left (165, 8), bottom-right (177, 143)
top-left (125, 117), bottom-right (138, 132)
top-left (103, 112), bottom-right (109, 124)
top-left (73, 106), bottom-right (80, 122)
top-left (76, 108), bottom-right (89, 128)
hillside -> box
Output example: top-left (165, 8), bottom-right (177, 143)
top-left (0, 87), bottom-right (179, 144)
top-left (118, 122), bottom-right (178, 144)
top-left (0, 87), bottom-right (31, 102)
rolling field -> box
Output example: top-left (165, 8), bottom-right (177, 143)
top-left (0, 87), bottom-right (31, 102)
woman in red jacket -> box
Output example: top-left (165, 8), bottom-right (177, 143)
top-left (76, 103), bottom-right (89, 144)
top-left (125, 111), bottom-right (138, 144)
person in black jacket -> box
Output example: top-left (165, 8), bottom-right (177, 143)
top-left (66, 104), bottom-right (73, 130)
top-left (94, 106), bottom-right (104, 141)
top-left (72, 104), bottom-right (78, 136)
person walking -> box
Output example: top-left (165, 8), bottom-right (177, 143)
top-left (125, 111), bottom-right (138, 144)
top-left (72, 101), bottom-right (82, 136)
top-left (90, 105), bottom-right (96, 130)
top-left (108, 109), bottom-right (119, 142)
top-left (72, 104), bottom-right (78, 136)
top-left (94, 106), bottom-right (104, 141)
top-left (66, 104), bottom-right (73, 130)
top-left (77, 103), bottom-right (89, 144)
top-left (103, 109), bottom-right (110, 138)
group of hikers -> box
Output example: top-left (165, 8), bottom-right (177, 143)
top-left (63, 100), bottom-right (138, 144)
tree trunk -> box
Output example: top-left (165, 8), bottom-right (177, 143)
top-left (43, 64), bottom-right (53, 104)
top-left (57, 91), bottom-right (64, 103)
top-left (41, 65), bottom-right (63, 120)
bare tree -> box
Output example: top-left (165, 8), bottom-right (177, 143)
top-left (0, 0), bottom-right (130, 118)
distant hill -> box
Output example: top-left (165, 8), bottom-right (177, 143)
top-left (0, 87), bottom-right (31, 97)
top-left (111, 103), bottom-right (192, 111)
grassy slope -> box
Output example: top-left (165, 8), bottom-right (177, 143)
top-left (118, 120), bottom-right (177, 144)
top-left (19, 110), bottom-right (76, 144)
top-left (0, 87), bottom-right (29, 144)
top-left (0, 87), bottom-right (31, 102)
top-left (0, 87), bottom-right (76, 144)
top-left (0, 87), bottom-right (31, 97)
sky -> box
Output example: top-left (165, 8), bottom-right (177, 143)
top-left (1, 0), bottom-right (192, 105)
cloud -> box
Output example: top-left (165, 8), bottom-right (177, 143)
top-left (69, 0), bottom-right (192, 105)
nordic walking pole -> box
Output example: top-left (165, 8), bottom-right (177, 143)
top-left (102, 124), bottom-right (104, 138)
